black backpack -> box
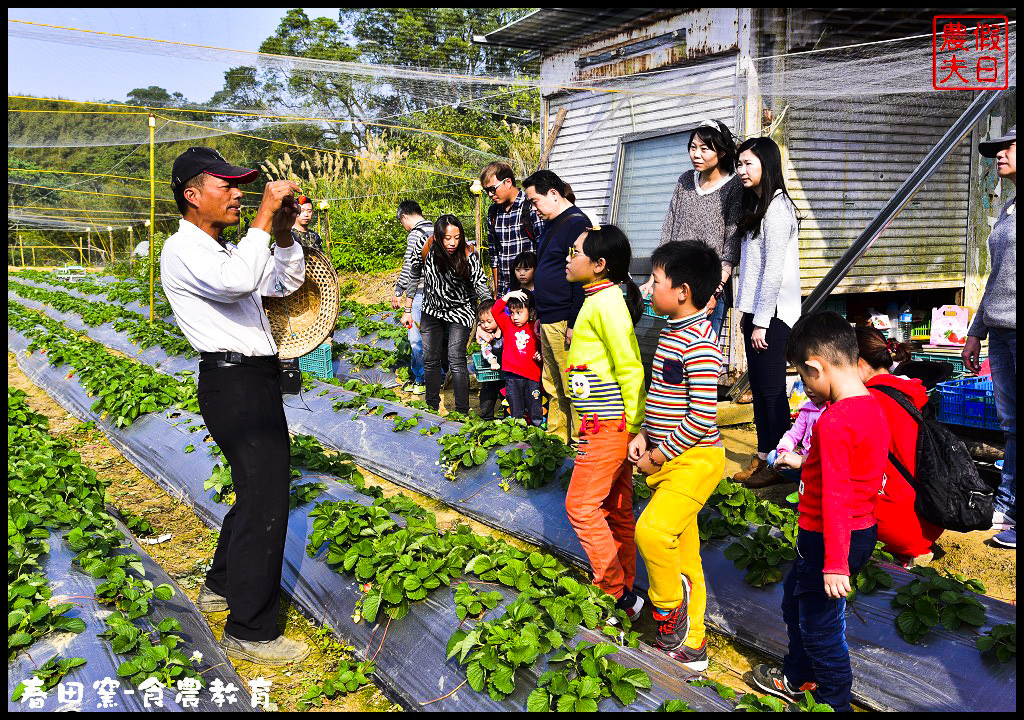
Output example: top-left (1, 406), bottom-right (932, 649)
top-left (872, 384), bottom-right (998, 532)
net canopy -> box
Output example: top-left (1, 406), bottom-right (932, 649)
top-left (7, 12), bottom-right (1016, 261)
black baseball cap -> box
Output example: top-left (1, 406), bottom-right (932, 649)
top-left (979, 125), bottom-right (1016, 158)
top-left (170, 147), bottom-right (259, 192)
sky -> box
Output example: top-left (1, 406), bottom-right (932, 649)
top-left (8, 8), bottom-right (341, 104)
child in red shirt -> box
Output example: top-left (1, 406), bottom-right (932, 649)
top-left (856, 328), bottom-right (943, 564)
top-left (492, 289), bottom-right (543, 425)
top-left (751, 311), bottom-right (889, 712)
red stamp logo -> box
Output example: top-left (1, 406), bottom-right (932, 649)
top-left (933, 15), bottom-right (1009, 90)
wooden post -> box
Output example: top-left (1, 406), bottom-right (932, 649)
top-left (538, 107), bottom-right (567, 170)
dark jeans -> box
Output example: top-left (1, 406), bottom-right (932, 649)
top-left (989, 327), bottom-right (1016, 521)
top-left (742, 313), bottom-right (792, 453)
top-left (782, 526), bottom-right (877, 712)
top-left (506, 373), bottom-right (543, 426)
top-left (197, 363), bottom-right (291, 641)
top-left (421, 311), bottom-right (471, 414)
top-left (479, 377), bottom-right (505, 421)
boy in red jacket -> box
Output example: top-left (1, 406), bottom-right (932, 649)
top-left (751, 312), bottom-right (889, 712)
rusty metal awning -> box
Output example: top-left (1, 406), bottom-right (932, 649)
top-left (473, 9), bottom-right (678, 52)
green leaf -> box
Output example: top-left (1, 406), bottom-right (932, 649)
top-left (362, 593), bottom-right (381, 623)
top-left (610, 680), bottom-right (637, 706)
top-left (527, 687), bottom-right (551, 712)
top-left (466, 662), bottom-right (485, 693)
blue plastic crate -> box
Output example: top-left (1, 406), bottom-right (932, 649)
top-left (471, 352), bottom-right (502, 383)
top-left (298, 341), bottom-right (333, 380)
top-left (936, 376), bottom-right (1000, 431)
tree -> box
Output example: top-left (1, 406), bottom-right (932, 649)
top-left (127, 86), bottom-right (186, 108)
top-left (207, 9), bottom-right (536, 145)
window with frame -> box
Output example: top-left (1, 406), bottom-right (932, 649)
top-left (611, 130), bottom-right (692, 267)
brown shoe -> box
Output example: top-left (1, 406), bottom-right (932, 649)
top-left (733, 455), bottom-right (767, 484)
top-left (220, 631), bottom-right (310, 666)
top-left (745, 466), bottom-right (791, 489)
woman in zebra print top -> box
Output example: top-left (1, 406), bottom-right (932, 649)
top-left (402, 214), bottom-right (492, 414)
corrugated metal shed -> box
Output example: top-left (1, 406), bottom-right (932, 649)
top-left (785, 96), bottom-right (974, 294)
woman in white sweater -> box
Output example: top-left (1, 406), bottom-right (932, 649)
top-left (732, 136), bottom-right (801, 485)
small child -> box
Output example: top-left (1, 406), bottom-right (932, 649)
top-left (510, 250), bottom-right (536, 291)
top-left (491, 289), bottom-right (543, 425)
top-left (475, 301), bottom-right (504, 421)
top-left (627, 240), bottom-right (725, 672)
top-left (745, 387), bottom-right (828, 488)
top-left (564, 225), bottom-right (647, 619)
top-left (751, 311), bottom-right (890, 712)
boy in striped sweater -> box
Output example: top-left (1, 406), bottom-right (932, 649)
top-left (628, 240), bottom-right (726, 671)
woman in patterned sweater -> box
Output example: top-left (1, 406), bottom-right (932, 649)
top-left (401, 215), bottom-right (492, 415)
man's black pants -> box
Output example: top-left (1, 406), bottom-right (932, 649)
top-left (197, 362), bottom-right (290, 641)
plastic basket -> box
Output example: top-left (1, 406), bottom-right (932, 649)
top-left (298, 341), bottom-right (333, 380)
top-left (936, 376), bottom-right (1000, 431)
top-left (910, 319), bottom-right (931, 340)
top-left (471, 353), bottom-right (502, 383)
top-left (821, 297), bottom-right (847, 318)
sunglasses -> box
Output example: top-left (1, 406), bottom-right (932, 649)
top-left (483, 178), bottom-right (509, 194)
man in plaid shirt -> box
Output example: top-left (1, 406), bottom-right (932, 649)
top-left (481, 162), bottom-right (544, 296)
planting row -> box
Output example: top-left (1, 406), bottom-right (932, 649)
top-left (7, 388), bottom-right (253, 712)
top-left (9, 293), bottom-right (1017, 711)
top-left (7, 320), bottom-right (735, 712)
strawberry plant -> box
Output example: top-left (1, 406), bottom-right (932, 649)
top-left (10, 656), bottom-right (87, 702)
top-left (205, 463), bottom-right (235, 504)
top-left (735, 693), bottom-right (789, 711)
top-left (447, 597), bottom-right (564, 701)
top-left (391, 413), bottom-right (421, 432)
top-left (723, 525), bottom-right (796, 587)
top-left (794, 691), bottom-right (835, 711)
top-left (494, 427), bottom-right (573, 490)
top-left (529, 641), bottom-right (652, 711)
top-left (454, 582), bottom-right (504, 621)
top-left (8, 574), bottom-right (87, 660)
top-left (297, 659), bottom-right (376, 710)
top-left (892, 567), bottom-right (987, 643)
top-left (308, 501), bottom-right (400, 561)
top-left (975, 623), bottom-right (1015, 662)
top-left (656, 699), bottom-right (696, 711)
top-left (101, 613), bottom-right (203, 688)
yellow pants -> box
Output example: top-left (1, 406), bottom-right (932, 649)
top-left (539, 321), bottom-right (579, 445)
top-left (635, 445), bottom-right (725, 649)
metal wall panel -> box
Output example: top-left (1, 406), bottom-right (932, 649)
top-left (784, 97), bottom-right (973, 294)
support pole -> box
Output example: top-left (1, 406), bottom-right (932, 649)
top-left (79, 237), bottom-right (84, 266)
top-left (19, 233), bottom-right (25, 267)
top-left (149, 113), bottom-right (156, 323)
top-left (729, 88), bottom-right (1008, 400)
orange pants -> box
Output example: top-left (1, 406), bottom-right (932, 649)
top-left (565, 424), bottom-right (636, 598)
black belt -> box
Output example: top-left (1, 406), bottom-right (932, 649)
top-left (199, 352), bottom-right (279, 371)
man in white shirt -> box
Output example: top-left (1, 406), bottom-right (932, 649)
top-left (161, 146), bottom-right (308, 665)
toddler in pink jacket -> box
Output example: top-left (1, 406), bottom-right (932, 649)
top-left (745, 389), bottom-right (827, 487)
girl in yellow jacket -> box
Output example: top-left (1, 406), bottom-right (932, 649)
top-left (563, 225), bottom-right (647, 620)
